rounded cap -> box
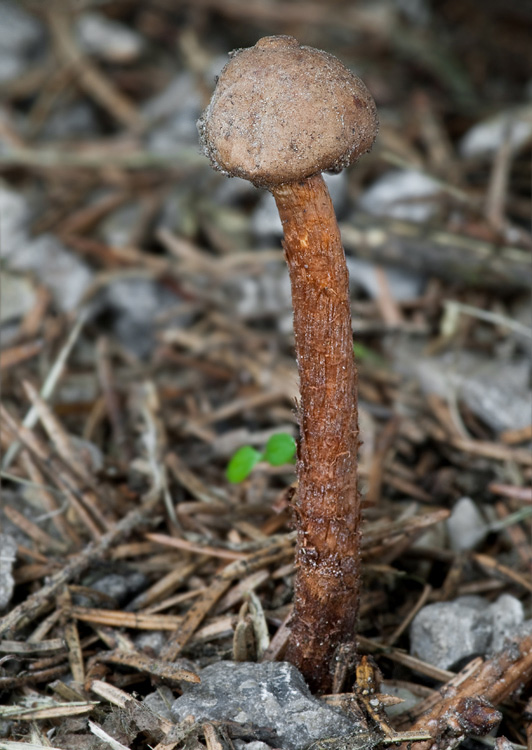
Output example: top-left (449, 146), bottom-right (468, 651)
top-left (198, 36), bottom-right (378, 188)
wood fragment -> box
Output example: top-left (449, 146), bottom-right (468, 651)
top-left (88, 720), bottom-right (131, 750)
top-left (64, 616), bottom-right (85, 685)
top-left (449, 436), bottom-right (532, 466)
top-left (473, 552), bottom-right (532, 593)
top-left (0, 638), bottom-right (65, 654)
top-left (358, 635), bottom-right (456, 683)
top-left (71, 607), bottom-right (183, 630)
top-left (395, 630), bottom-right (532, 750)
top-left (500, 424), bottom-right (532, 445)
top-left (203, 723), bottom-right (225, 750)
top-left (484, 120), bottom-right (513, 234)
top-left (146, 532), bottom-right (248, 560)
top-left (23, 379), bottom-right (94, 483)
top-left (0, 496), bottom-right (161, 637)
top-left (354, 656), bottom-right (431, 742)
top-left (0, 340), bottom-right (44, 370)
top-left (494, 499), bottom-right (532, 571)
top-left (1, 308), bottom-right (89, 471)
top-left (166, 451), bottom-right (229, 506)
top-left (1, 406), bottom-right (109, 538)
top-left (160, 535), bottom-right (295, 660)
top-left (20, 450), bottom-right (82, 546)
top-left (341, 216), bottom-right (532, 290)
top-left (489, 483), bottom-right (532, 504)
top-left (128, 559), bottom-right (204, 612)
top-left (95, 649), bottom-right (200, 683)
top-left (374, 266), bottom-right (404, 326)
top-left (261, 608), bottom-right (292, 662)
top-left (0, 665), bottom-right (70, 689)
top-left (47, 6), bottom-right (143, 131)
top-left (385, 584), bottom-right (432, 646)
top-left (2, 503), bottom-right (66, 554)
top-left (0, 701), bottom-right (98, 721)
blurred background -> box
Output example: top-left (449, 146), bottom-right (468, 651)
top-left (1, 0), bottom-right (531, 468)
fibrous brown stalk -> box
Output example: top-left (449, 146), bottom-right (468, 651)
top-left (272, 174), bottom-right (360, 692)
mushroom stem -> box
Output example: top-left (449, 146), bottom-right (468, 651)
top-left (272, 173), bottom-right (360, 693)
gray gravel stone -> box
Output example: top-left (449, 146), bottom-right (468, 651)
top-left (0, 183), bottom-right (31, 251)
top-left (40, 102), bottom-right (98, 141)
top-left (446, 496), bottom-right (489, 552)
top-left (135, 630), bottom-right (167, 656)
top-left (346, 257), bottom-right (425, 302)
top-left (94, 278), bottom-right (192, 358)
top-left (171, 661), bottom-right (371, 750)
top-left (459, 107), bottom-right (532, 158)
top-left (410, 594), bottom-right (525, 670)
top-left (0, 0), bottom-right (44, 84)
top-left (357, 169), bottom-right (441, 223)
top-left (0, 272), bottom-right (36, 323)
top-left (143, 686), bottom-right (175, 722)
top-left (392, 344), bottom-right (532, 434)
top-left (13, 234), bottom-right (93, 311)
top-left (0, 534), bottom-right (17, 610)
top-left (0, 184), bottom-right (93, 311)
top-left (74, 572), bottom-right (147, 608)
top-left (144, 73), bottom-right (201, 150)
top-left (234, 742), bottom-right (272, 750)
top-left (76, 12), bottom-right (144, 63)
top-left (489, 594), bottom-right (525, 653)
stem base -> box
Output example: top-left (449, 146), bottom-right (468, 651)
top-left (272, 173), bottom-right (361, 693)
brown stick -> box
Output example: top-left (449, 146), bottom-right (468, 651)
top-left (396, 630), bottom-right (532, 750)
top-left (272, 174), bottom-right (360, 692)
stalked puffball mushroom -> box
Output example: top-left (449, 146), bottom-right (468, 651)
top-left (198, 35), bottom-right (378, 692)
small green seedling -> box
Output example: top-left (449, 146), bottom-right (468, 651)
top-left (353, 342), bottom-right (387, 368)
top-left (226, 433), bottom-right (296, 483)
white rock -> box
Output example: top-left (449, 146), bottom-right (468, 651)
top-left (357, 169), bottom-right (441, 223)
top-left (0, 534), bottom-right (17, 610)
top-left (410, 594), bottom-right (525, 670)
top-left (393, 344), bottom-right (532, 434)
top-left (41, 101), bottom-right (98, 140)
top-left (172, 661), bottom-right (371, 750)
top-left (94, 278), bottom-right (193, 358)
top-left (0, 272), bottom-right (36, 322)
top-left (143, 686), bottom-right (175, 722)
top-left (7, 234), bottom-right (92, 311)
top-left (447, 497), bottom-right (489, 552)
top-left (459, 107), bottom-right (532, 158)
top-left (144, 73), bottom-right (201, 149)
top-left (0, 183), bottom-right (31, 251)
top-left (0, 1), bottom-right (44, 84)
top-left (488, 594), bottom-right (525, 653)
top-left (0, 185), bottom-right (92, 311)
top-left (410, 596), bottom-right (492, 670)
top-left (77, 12), bottom-right (144, 63)
top-left (347, 257), bottom-right (425, 302)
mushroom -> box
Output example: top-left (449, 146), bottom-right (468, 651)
top-left (199, 35), bottom-right (378, 692)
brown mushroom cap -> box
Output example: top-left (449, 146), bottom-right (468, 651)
top-left (198, 35), bottom-right (378, 188)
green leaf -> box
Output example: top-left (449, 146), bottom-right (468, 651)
top-left (353, 341), bottom-right (387, 367)
top-left (226, 446), bottom-right (262, 483)
top-left (263, 433), bottom-right (297, 467)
